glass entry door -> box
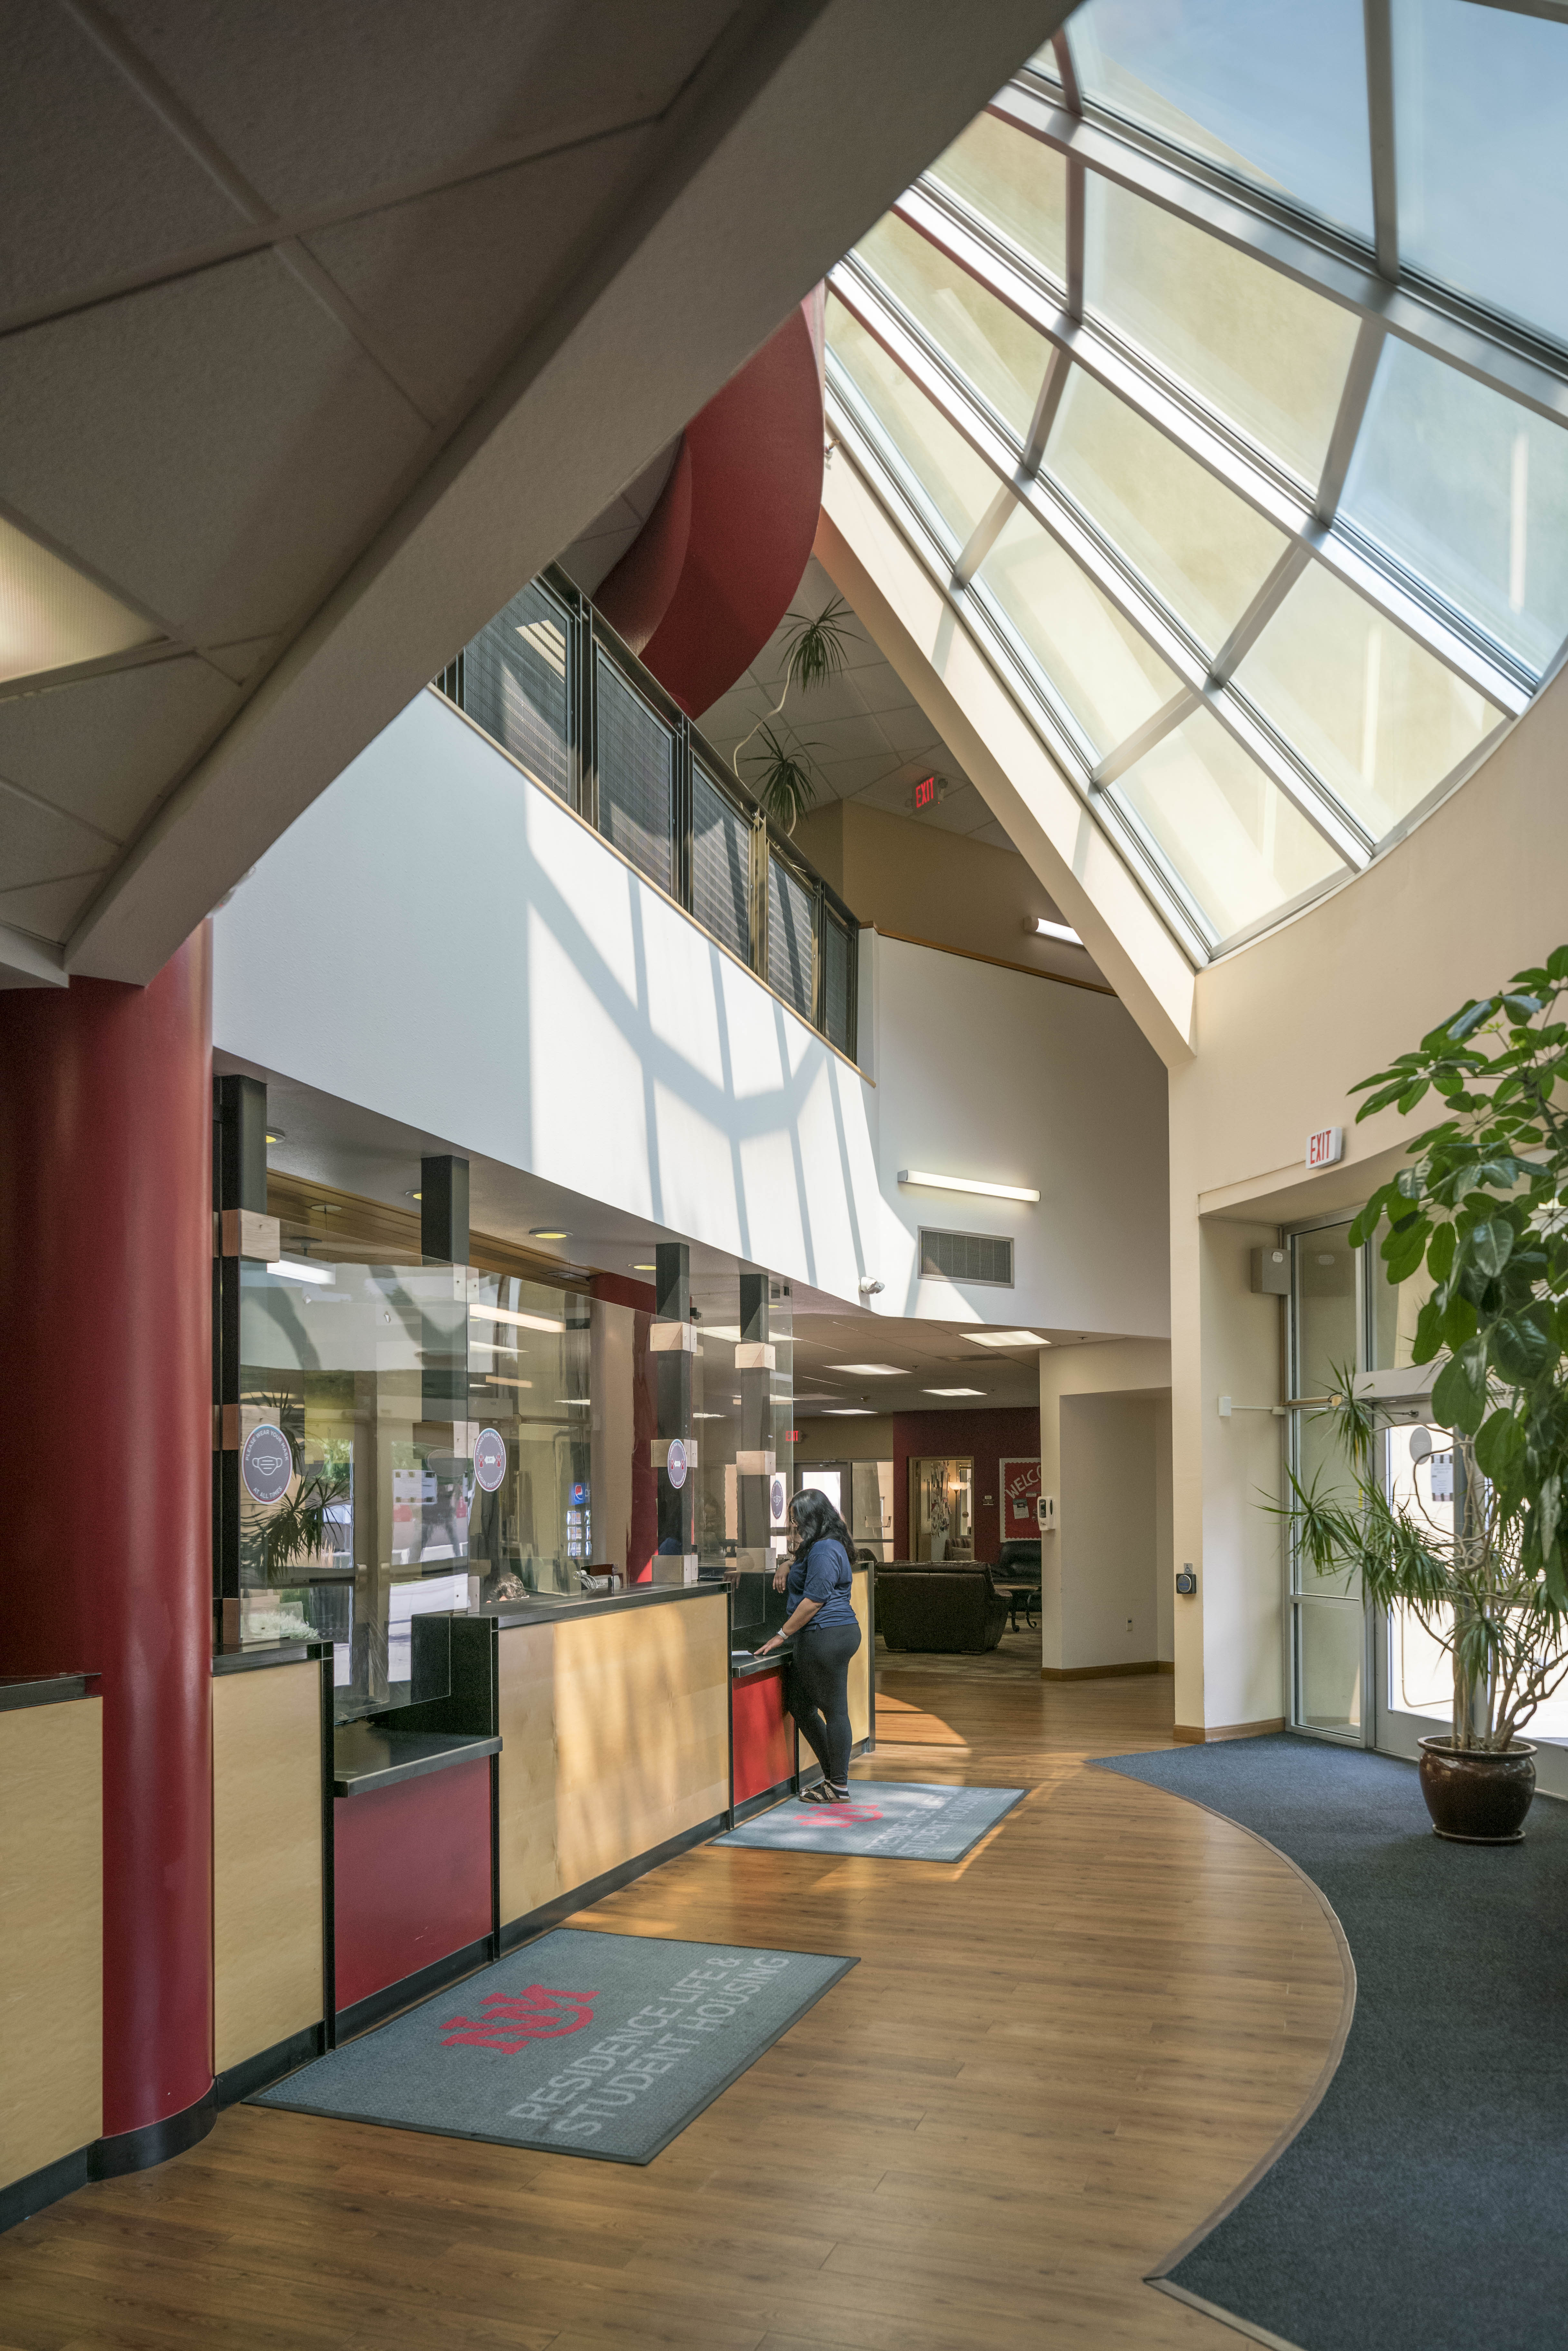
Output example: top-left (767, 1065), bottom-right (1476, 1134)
top-left (1286, 1217), bottom-right (1371, 1743)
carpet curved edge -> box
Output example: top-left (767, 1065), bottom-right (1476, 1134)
top-left (1086, 1763), bottom-right (1357, 2311)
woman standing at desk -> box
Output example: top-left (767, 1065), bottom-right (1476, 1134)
top-left (756, 1489), bottom-right (861, 1802)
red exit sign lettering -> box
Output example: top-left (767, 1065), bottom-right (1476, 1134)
top-left (912, 774), bottom-right (939, 812)
top-left (1306, 1126), bottom-right (1344, 1170)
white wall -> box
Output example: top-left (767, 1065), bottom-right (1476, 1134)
top-left (1059, 1394), bottom-right (1160, 1672)
top-left (870, 937), bottom-right (1169, 1336)
top-left (214, 688), bottom-right (1172, 1342)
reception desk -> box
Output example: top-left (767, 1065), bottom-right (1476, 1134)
top-left (205, 1570), bottom-right (876, 2099)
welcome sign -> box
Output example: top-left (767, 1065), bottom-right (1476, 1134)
top-left (254, 1930), bottom-right (855, 2163)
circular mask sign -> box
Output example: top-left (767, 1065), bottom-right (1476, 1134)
top-left (241, 1424), bottom-right (294, 1506)
top-left (473, 1427), bottom-right (508, 1493)
top-left (666, 1437), bottom-right (688, 1490)
top-left (770, 1473), bottom-right (787, 1525)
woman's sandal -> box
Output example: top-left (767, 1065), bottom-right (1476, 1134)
top-left (799, 1781), bottom-right (850, 1804)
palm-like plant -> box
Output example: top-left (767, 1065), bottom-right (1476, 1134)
top-left (730, 597), bottom-right (857, 831)
top-left (1283, 944), bottom-right (1568, 1749)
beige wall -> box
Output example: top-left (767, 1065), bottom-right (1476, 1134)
top-left (1058, 1394), bottom-right (1161, 1672)
top-left (794, 798), bottom-right (1106, 993)
top-left (1037, 1338), bottom-right (1171, 1673)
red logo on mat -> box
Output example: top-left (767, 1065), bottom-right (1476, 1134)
top-left (793, 1803), bottom-right (883, 1824)
top-left (441, 1985), bottom-right (600, 2053)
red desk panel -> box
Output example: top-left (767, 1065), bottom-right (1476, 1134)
top-left (333, 1759), bottom-right (491, 2012)
top-left (732, 1667), bottom-right (793, 1805)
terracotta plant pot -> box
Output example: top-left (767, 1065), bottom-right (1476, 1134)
top-left (1417, 1737), bottom-right (1537, 1843)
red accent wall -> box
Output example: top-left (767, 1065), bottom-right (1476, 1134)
top-left (601, 292), bottom-right (826, 720)
top-left (333, 1760), bottom-right (493, 2012)
top-left (893, 1407), bottom-right (1041, 1565)
top-left (732, 1668), bottom-right (793, 1803)
top-left (0, 929), bottom-right (214, 2138)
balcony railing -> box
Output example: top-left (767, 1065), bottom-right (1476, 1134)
top-left (435, 565), bottom-right (860, 1062)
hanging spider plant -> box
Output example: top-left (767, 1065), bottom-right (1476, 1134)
top-left (731, 597), bottom-right (858, 792)
top-left (747, 724), bottom-right (820, 836)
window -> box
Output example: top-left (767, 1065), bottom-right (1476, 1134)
top-left (691, 765), bottom-right (752, 963)
top-left (595, 653), bottom-right (673, 892)
top-left (461, 579), bottom-right (571, 799)
top-left (767, 855), bottom-right (813, 1019)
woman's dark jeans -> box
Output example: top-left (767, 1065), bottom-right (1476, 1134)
top-left (788, 1619), bottom-right (862, 1786)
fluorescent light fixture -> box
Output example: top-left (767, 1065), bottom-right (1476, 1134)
top-left (1026, 916), bottom-right (1081, 945)
top-left (0, 513), bottom-right (160, 685)
top-left (266, 1257), bottom-right (337, 1285)
top-left (898, 1169), bottom-right (1039, 1203)
top-left (827, 1362), bottom-right (904, 1376)
top-left (924, 1385), bottom-right (986, 1396)
top-left (631, 1263), bottom-right (656, 1272)
top-left (556, 1398), bottom-right (591, 1407)
top-left (484, 1375), bottom-right (534, 1389)
top-left (471, 1303), bottom-right (565, 1334)
top-left (824, 1407), bottom-right (876, 1415)
top-left (530, 1227), bottom-right (570, 1240)
top-left (964, 1329), bottom-right (1049, 1349)
top-left (693, 1412), bottom-right (726, 1420)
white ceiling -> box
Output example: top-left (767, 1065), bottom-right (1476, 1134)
top-left (0, 0), bottom-right (1067, 988)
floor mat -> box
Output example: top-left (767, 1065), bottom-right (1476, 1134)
top-left (251, 1928), bottom-right (855, 2164)
top-left (1096, 1736), bottom-right (1568, 2351)
top-left (716, 1778), bottom-right (1024, 1860)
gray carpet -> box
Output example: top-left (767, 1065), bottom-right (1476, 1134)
top-left (717, 1779), bottom-right (1024, 1860)
top-left (252, 1929), bottom-right (855, 2163)
top-left (1096, 1736), bottom-right (1568, 2351)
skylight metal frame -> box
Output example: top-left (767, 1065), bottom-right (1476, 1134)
top-left (827, 15), bottom-right (1568, 967)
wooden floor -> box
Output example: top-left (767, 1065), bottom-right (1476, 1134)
top-left (0, 1671), bottom-right (1347, 2351)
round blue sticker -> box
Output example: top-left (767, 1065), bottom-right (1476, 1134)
top-left (241, 1423), bottom-right (293, 1506)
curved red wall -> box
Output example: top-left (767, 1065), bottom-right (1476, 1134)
top-left (597, 291), bottom-right (825, 719)
top-left (0, 930), bottom-right (214, 2143)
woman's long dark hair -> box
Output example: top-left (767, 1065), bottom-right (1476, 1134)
top-left (789, 1485), bottom-right (851, 1554)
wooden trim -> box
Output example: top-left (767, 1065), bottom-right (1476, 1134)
top-left (1041, 1660), bottom-right (1163, 1680)
top-left (1173, 1716), bottom-right (1287, 1744)
top-left (873, 925), bottom-right (1116, 997)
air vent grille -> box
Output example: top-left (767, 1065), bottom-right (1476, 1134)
top-left (919, 1228), bottom-right (1014, 1287)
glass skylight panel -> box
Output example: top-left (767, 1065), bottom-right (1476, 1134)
top-left (1068, 0), bottom-right (1374, 242)
top-left (1233, 564), bottom-right (1504, 842)
top-left (1392, 0), bottom-right (1568, 353)
top-left (855, 212), bottom-right (1050, 441)
top-left (1083, 175), bottom-right (1362, 487)
top-left (0, 515), bottom-right (158, 686)
top-left (977, 505), bottom-right (1182, 756)
top-left (1112, 706), bottom-right (1345, 939)
top-left (927, 110), bottom-right (1068, 287)
top-left (1041, 365), bottom-right (1287, 651)
top-left (826, 294), bottom-right (1000, 550)
top-left (1027, 39), bottom-right (1061, 86)
top-left (1340, 338), bottom-right (1568, 678)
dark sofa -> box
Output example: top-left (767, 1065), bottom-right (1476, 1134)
top-left (875, 1564), bottom-right (1010, 1654)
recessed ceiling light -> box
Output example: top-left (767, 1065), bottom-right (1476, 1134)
top-left (964, 1329), bottom-right (1049, 1349)
top-left (484, 1375), bottom-right (534, 1389)
top-left (827, 1362), bottom-right (904, 1375)
top-left (531, 1227), bottom-right (570, 1240)
top-left (406, 1188), bottom-right (422, 1200)
top-left (898, 1169), bottom-right (1040, 1203)
top-left (824, 1406), bottom-right (876, 1415)
top-left (1026, 916), bottom-right (1082, 944)
top-left (265, 1128), bottom-right (285, 1143)
top-left (631, 1262), bottom-right (656, 1272)
top-left (925, 1386), bottom-right (986, 1396)
top-left (0, 513), bottom-right (160, 685)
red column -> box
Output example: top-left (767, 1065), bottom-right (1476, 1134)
top-left (0, 927), bottom-right (214, 2162)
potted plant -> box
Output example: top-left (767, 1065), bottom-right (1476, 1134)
top-left (731, 597), bottom-right (856, 835)
top-left (1287, 944), bottom-right (1568, 1842)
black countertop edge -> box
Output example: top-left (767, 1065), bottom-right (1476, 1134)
top-left (731, 1648), bottom-right (792, 1680)
top-left (333, 1727), bottom-right (502, 1798)
top-left (0, 1672), bottom-right (98, 1712)
top-left (213, 1640), bottom-right (332, 1676)
top-left (475, 1581), bottom-right (730, 1631)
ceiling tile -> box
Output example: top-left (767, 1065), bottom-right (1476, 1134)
top-left (303, 130), bottom-right (654, 419)
top-left (111, 0), bottom-right (740, 214)
top-left (0, 0), bottom-right (246, 325)
top-left (0, 655), bottom-right (239, 838)
top-left (0, 787), bottom-right (114, 898)
top-left (201, 637), bottom-right (280, 684)
top-left (0, 250), bottom-right (430, 643)
top-left (0, 868), bottom-right (110, 943)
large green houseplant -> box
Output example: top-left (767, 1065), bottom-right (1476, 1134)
top-left (1289, 945), bottom-right (1568, 1838)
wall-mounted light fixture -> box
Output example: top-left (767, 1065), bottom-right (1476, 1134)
top-left (898, 1169), bottom-right (1039, 1203)
top-left (1024, 916), bottom-right (1081, 945)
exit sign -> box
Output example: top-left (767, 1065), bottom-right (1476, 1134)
top-left (785, 1428), bottom-right (801, 1444)
top-left (912, 774), bottom-right (939, 812)
top-left (1306, 1126), bottom-right (1344, 1169)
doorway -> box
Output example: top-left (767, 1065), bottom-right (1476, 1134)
top-left (908, 1457), bottom-right (973, 1563)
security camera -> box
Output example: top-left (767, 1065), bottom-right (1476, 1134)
top-left (858, 1276), bottom-right (884, 1296)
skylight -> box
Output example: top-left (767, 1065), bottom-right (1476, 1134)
top-left (0, 514), bottom-right (158, 687)
top-left (825, 0), bottom-right (1567, 959)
